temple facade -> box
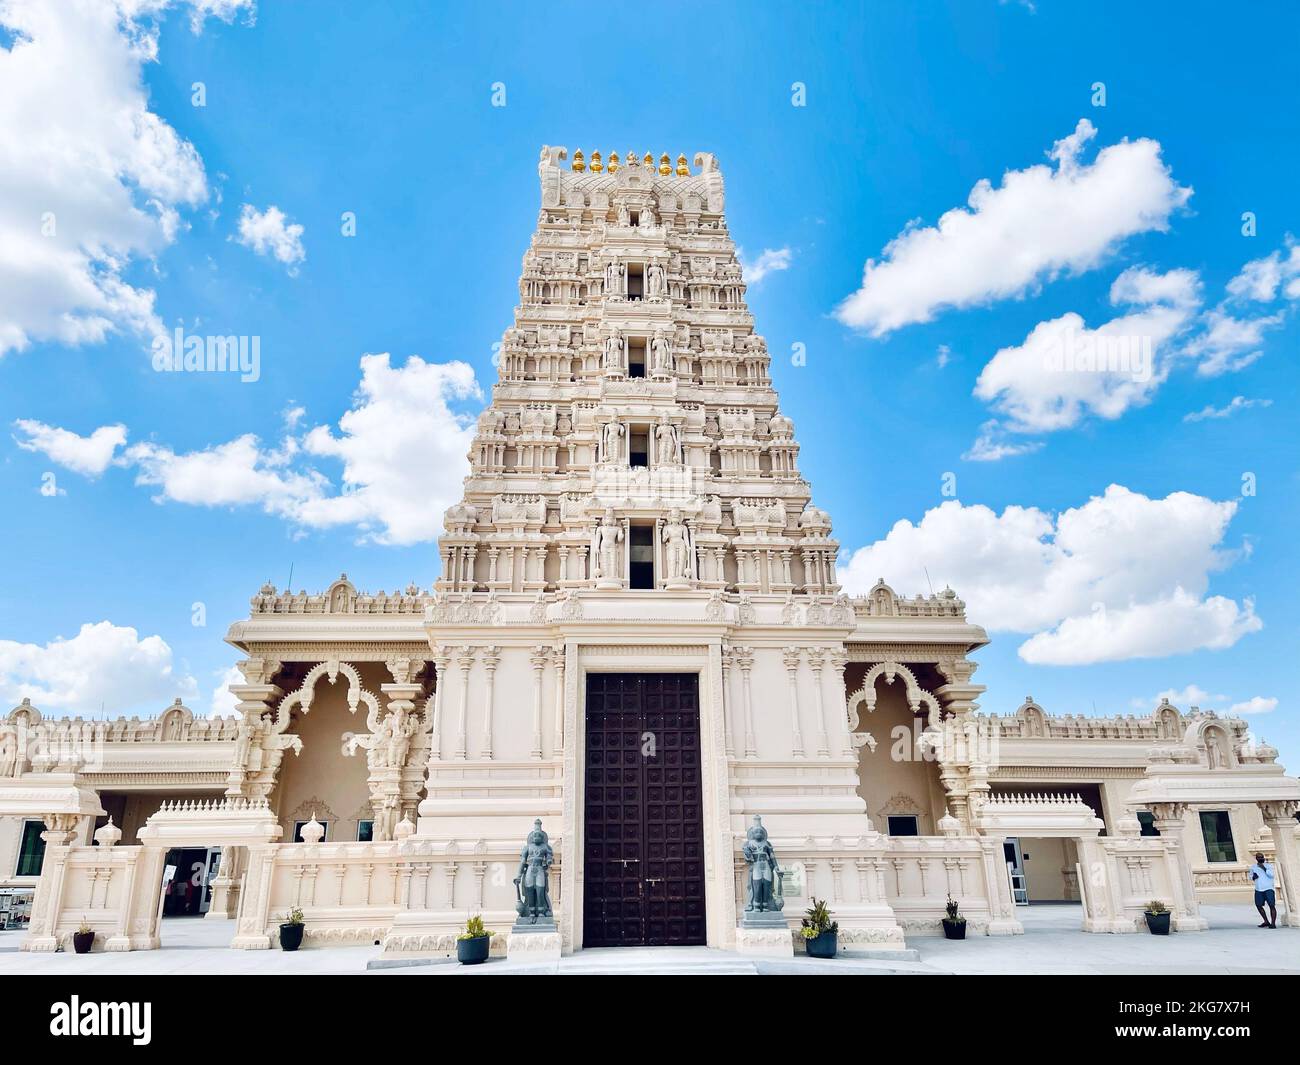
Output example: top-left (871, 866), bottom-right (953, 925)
top-left (2, 147), bottom-right (1297, 956)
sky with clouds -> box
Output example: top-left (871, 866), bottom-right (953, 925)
top-left (0, 2), bottom-right (1296, 760)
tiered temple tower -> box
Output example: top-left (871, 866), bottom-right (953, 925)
top-left (387, 146), bottom-right (920, 956)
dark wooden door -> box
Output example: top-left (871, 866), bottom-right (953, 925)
top-left (583, 673), bottom-right (706, 947)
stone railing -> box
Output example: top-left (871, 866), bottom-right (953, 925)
top-left (249, 584), bottom-right (433, 616)
top-left (1078, 834), bottom-right (1202, 933)
top-left (234, 841), bottom-right (410, 948)
top-left (877, 836), bottom-right (1017, 936)
top-left (849, 589), bottom-right (967, 620)
top-left (22, 844), bottom-right (165, 953)
top-left (989, 712), bottom-right (1171, 741)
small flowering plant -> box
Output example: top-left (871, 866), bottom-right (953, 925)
top-left (799, 897), bottom-right (838, 940)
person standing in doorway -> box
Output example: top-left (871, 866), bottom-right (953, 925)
top-left (1250, 852), bottom-right (1277, 928)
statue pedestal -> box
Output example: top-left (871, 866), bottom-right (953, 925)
top-left (594, 577), bottom-right (622, 590)
top-left (736, 910), bottom-right (793, 957)
top-left (507, 919), bottom-right (561, 962)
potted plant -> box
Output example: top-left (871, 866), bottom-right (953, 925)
top-left (800, 897), bottom-right (839, 958)
top-left (942, 895), bottom-right (967, 940)
top-left (279, 907), bottom-right (305, 951)
top-left (1144, 899), bottom-right (1171, 935)
top-left (456, 914), bottom-right (493, 964)
top-left (72, 918), bottom-right (94, 955)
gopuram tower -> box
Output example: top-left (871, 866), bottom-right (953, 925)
top-left (377, 147), bottom-right (990, 958)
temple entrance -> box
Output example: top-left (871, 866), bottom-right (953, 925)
top-left (582, 673), bottom-right (706, 947)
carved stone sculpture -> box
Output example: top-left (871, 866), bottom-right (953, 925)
top-left (592, 509), bottom-right (624, 587)
top-left (662, 509), bottom-right (692, 588)
top-left (741, 815), bottom-right (784, 921)
top-left (513, 818), bottom-right (555, 926)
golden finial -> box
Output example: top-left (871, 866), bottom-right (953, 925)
top-left (676, 154), bottom-right (690, 176)
top-left (571, 149), bottom-right (585, 173)
top-left (658, 152), bottom-right (671, 176)
top-left (608, 151), bottom-right (620, 173)
top-left (643, 152), bottom-right (654, 168)
top-left (590, 150), bottom-right (603, 173)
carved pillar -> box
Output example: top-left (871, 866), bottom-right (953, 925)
top-left (427, 650), bottom-right (448, 763)
top-left (782, 648), bottom-right (804, 758)
top-left (552, 643), bottom-right (566, 755)
top-left (530, 646), bottom-right (549, 759)
top-left (479, 647), bottom-right (500, 760)
top-left (1149, 802), bottom-right (1206, 931)
top-left (807, 649), bottom-right (830, 758)
top-left (225, 660), bottom-right (283, 798)
top-left (1261, 802), bottom-right (1300, 928)
top-left (453, 647), bottom-right (474, 760)
top-left (735, 647), bottom-right (757, 757)
top-left (721, 644), bottom-right (735, 758)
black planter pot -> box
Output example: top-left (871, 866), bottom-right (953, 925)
top-left (72, 930), bottom-right (94, 955)
top-left (279, 922), bottom-right (305, 951)
top-left (457, 935), bottom-right (491, 965)
top-left (942, 918), bottom-right (967, 940)
top-left (805, 930), bottom-right (837, 959)
top-left (1144, 911), bottom-right (1171, 935)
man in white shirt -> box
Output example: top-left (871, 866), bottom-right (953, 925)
top-left (1249, 852), bottom-right (1277, 928)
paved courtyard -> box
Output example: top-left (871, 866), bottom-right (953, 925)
top-left (1, 904), bottom-right (1294, 975)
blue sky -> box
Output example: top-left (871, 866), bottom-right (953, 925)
top-left (1, 2), bottom-right (1296, 762)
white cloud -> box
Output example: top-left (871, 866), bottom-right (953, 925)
top-left (234, 203), bottom-right (305, 272)
top-left (1183, 307), bottom-right (1283, 377)
top-left (126, 433), bottom-right (325, 508)
top-left (0, 0), bottom-right (251, 357)
top-left (833, 119), bottom-right (1192, 336)
top-left (1228, 695), bottom-right (1278, 716)
top-left (32, 353), bottom-right (480, 546)
top-left (837, 484), bottom-right (1257, 665)
top-left (209, 664), bottom-right (242, 716)
top-left (738, 247), bottom-right (792, 284)
top-left (963, 421), bottom-right (1043, 462)
top-left (1226, 241), bottom-right (1300, 303)
top-left (972, 266), bottom-right (1199, 437)
top-left (1183, 396), bottom-right (1272, 422)
top-left (12, 419), bottom-right (127, 475)
top-left (1149, 684), bottom-right (1226, 708)
top-left (935, 344), bottom-right (951, 369)
top-left (295, 354), bottom-right (480, 544)
top-left (1017, 588), bottom-right (1260, 665)
top-left (0, 620), bottom-right (197, 713)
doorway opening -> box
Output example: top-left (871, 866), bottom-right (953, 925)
top-left (626, 263), bottom-right (644, 300)
top-left (161, 846), bottom-right (222, 916)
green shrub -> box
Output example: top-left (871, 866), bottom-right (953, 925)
top-left (458, 914), bottom-right (493, 941)
top-left (799, 897), bottom-right (839, 940)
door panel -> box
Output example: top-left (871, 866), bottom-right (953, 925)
top-left (583, 673), bottom-right (705, 947)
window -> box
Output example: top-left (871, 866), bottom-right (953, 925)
top-left (629, 430), bottom-right (649, 468)
top-left (15, 820), bottom-right (45, 877)
top-left (292, 820), bottom-right (330, 843)
top-left (626, 263), bottom-right (644, 300)
top-left (887, 815), bottom-right (919, 837)
top-left (628, 211), bottom-right (640, 227)
top-left (356, 820), bottom-right (374, 842)
top-left (1199, 810), bottom-right (1236, 863)
top-left (628, 524), bottom-right (654, 589)
top-left (626, 337), bottom-right (646, 378)
top-left (1137, 812), bottom-right (1160, 837)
